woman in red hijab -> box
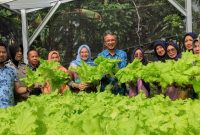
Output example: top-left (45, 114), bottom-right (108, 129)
top-left (42, 51), bottom-right (72, 94)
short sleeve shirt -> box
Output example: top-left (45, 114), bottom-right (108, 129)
top-left (98, 49), bottom-right (127, 69)
top-left (0, 66), bottom-right (18, 108)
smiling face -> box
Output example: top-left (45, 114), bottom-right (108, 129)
top-left (155, 45), bottom-right (165, 56)
top-left (104, 34), bottom-right (117, 51)
top-left (193, 41), bottom-right (200, 55)
top-left (134, 49), bottom-right (143, 61)
top-left (167, 45), bottom-right (177, 59)
top-left (184, 35), bottom-right (193, 50)
top-left (80, 47), bottom-right (89, 61)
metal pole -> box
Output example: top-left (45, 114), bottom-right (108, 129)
top-left (28, 1), bottom-right (61, 46)
top-left (21, 9), bottom-right (28, 64)
top-left (167, 0), bottom-right (193, 32)
top-left (186, 0), bottom-right (192, 32)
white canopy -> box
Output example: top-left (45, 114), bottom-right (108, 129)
top-left (0, 0), bottom-right (15, 4)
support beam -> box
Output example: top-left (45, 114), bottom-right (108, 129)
top-left (1, 4), bottom-right (20, 14)
top-left (1, 0), bottom-right (74, 64)
top-left (186, 0), bottom-right (192, 32)
top-left (28, 1), bottom-right (61, 46)
top-left (26, 8), bottom-right (43, 13)
top-left (167, 0), bottom-right (186, 16)
top-left (51, 0), bottom-right (73, 5)
top-left (168, 0), bottom-right (192, 32)
top-left (21, 9), bottom-right (28, 64)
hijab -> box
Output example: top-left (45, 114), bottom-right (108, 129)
top-left (48, 50), bottom-right (61, 61)
top-left (166, 41), bottom-right (181, 61)
top-left (152, 40), bottom-right (167, 62)
top-left (131, 47), bottom-right (147, 65)
top-left (47, 50), bottom-right (75, 79)
top-left (70, 44), bottom-right (94, 66)
top-left (183, 32), bottom-right (197, 51)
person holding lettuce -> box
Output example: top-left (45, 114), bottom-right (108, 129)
top-left (42, 51), bottom-right (72, 94)
top-left (68, 44), bottom-right (96, 93)
top-left (128, 47), bottom-right (150, 97)
top-left (98, 30), bottom-right (127, 95)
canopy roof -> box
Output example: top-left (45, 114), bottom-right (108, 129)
top-left (0, 0), bottom-right (73, 63)
top-left (0, 0), bottom-right (15, 4)
top-left (2, 0), bottom-right (72, 9)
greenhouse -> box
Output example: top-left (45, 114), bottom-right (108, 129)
top-left (1, 0), bottom-right (200, 134)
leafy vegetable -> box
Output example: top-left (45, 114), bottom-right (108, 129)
top-left (1, 92), bottom-right (200, 134)
top-left (115, 59), bottom-right (143, 83)
top-left (21, 59), bottom-right (70, 91)
top-left (70, 56), bottom-right (120, 83)
top-left (116, 52), bottom-right (200, 94)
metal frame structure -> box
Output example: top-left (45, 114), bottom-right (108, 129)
top-left (0, 0), bottom-right (73, 63)
top-left (0, 0), bottom-right (194, 63)
top-left (167, 0), bottom-right (192, 32)
top-left (0, 0), bottom-right (15, 4)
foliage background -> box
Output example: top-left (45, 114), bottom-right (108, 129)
top-left (0, 0), bottom-right (200, 65)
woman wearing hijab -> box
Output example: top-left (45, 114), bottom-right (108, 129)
top-left (165, 42), bottom-right (181, 100)
top-left (153, 40), bottom-right (167, 62)
top-left (190, 38), bottom-right (200, 99)
top-left (193, 36), bottom-right (200, 55)
top-left (47, 51), bottom-right (71, 73)
top-left (152, 40), bottom-right (167, 94)
top-left (183, 32), bottom-right (197, 52)
top-left (131, 47), bottom-right (148, 65)
top-left (165, 41), bottom-right (196, 100)
top-left (69, 44), bottom-right (94, 68)
top-left (69, 44), bottom-right (96, 93)
top-left (42, 51), bottom-right (72, 94)
top-left (128, 48), bottom-right (150, 97)
top-left (166, 41), bottom-right (181, 61)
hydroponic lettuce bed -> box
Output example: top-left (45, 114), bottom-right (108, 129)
top-left (0, 91), bottom-right (200, 135)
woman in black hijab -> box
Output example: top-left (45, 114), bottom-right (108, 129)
top-left (166, 41), bottom-right (181, 61)
top-left (153, 40), bottom-right (167, 62)
top-left (128, 47), bottom-right (150, 97)
top-left (183, 32), bottom-right (197, 52)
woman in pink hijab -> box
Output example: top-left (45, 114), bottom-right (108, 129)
top-left (42, 51), bottom-right (72, 94)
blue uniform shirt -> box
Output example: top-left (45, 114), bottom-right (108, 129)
top-left (98, 49), bottom-right (127, 69)
top-left (0, 66), bottom-right (18, 108)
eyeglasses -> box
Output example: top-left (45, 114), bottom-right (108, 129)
top-left (167, 48), bottom-right (176, 53)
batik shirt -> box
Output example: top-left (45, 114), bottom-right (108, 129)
top-left (0, 66), bottom-right (18, 108)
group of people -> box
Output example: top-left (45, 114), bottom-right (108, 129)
top-left (128, 32), bottom-right (200, 100)
top-left (0, 30), bottom-right (200, 108)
